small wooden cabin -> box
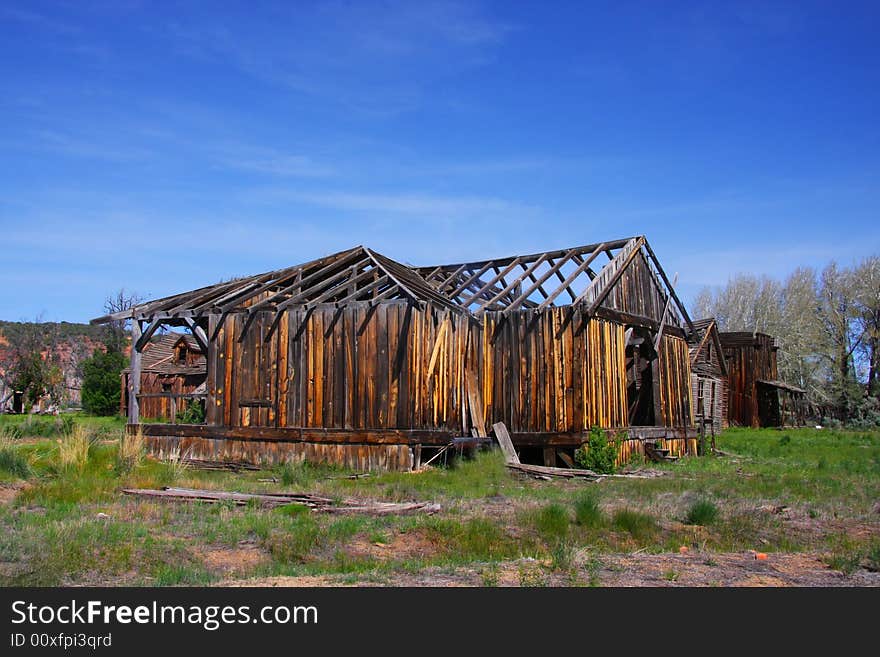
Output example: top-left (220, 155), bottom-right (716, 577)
top-left (688, 318), bottom-right (728, 437)
top-left (121, 334), bottom-right (206, 421)
top-left (94, 236), bottom-right (699, 470)
top-left (719, 331), bottom-right (806, 427)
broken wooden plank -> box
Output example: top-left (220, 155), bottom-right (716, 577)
top-left (120, 486), bottom-right (440, 515)
top-left (322, 502), bottom-right (441, 516)
top-left (466, 368), bottom-right (487, 438)
top-left (505, 462), bottom-right (599, 479)
top-left (505, 462), bottom-right (666, 481)
top-left (491, 422), bottom-right (520, 464)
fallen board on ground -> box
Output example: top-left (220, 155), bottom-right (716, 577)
top-left (121, 486), bottom-right (441, 515)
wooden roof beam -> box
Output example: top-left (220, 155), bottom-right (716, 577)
top-left (504, 251), bottom-right (578, 313)
top-left (534, 243), bottom-right (608, 311)
top-left (449, 261), bottom-right (497, 297)
top-left (458, 257), bottom-right (524, 308)
top-left (416, 237), bottom-right (634, 273)
top-left (473, 253), bottom-right (550, 313)
top-left (437, 264), bottom-right (469, 291)
top-left (328, 274), bottom-right (392, 307)
top-left (247, 248), bottom-right (367, 313)
top-left (299, 266), bottom-right (383, 309)
top-left (276, 258), bottom-right (374, 310)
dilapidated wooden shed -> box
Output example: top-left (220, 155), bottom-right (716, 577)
top-left (93, 235), bottom-right (698, 470)
top-left (120, 333), bottom-right (206, 421)
top-left (719, 331), bottom-right (807, 428)
top-left (688, 318), bottom-right (728, 437)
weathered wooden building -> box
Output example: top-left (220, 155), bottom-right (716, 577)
top-left (94, 236), bottom-right (699, 470)
top-left (719, 331), bottom-right (806, 427)
top-left (120, 333), bottom-right (206, 421)
top-left (688, 318), bottom-right (728, 437)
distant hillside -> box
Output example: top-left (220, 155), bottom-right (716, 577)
top-left (0, 320), bottom-right (111, 409)
top-left (0, 320), bottom-right (107, 344)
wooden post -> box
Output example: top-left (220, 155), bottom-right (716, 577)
top-left (129, 320), bottom-right (142, 424)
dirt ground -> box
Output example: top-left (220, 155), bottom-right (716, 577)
top-left (219, 550), bottom-right (879, 587)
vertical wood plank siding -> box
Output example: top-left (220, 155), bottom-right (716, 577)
top-left (454, 308), bottom-right (628, 434)
top-left (721, 333), bottom-right (778, 427)
top-left (215, 302), bottom-right (470, 432)
top-left (207, 301), bottom-right (692, 438)
top-left (657, 334), bottom-right (695, 429)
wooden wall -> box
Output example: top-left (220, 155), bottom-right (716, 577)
top-left (721, 333), bottom-right (778, 427)
top-left (207, 301), bottom-right (474, 434)
top-left (656, 334), bottom-right (694, 429)
top-left (122, 372), bottom-right (204, 420)
top-left (691, 375), bottom-right (727, 435)
top-left (688, 325), bottom-right (728, 434)
top-left (145, 434), bottom-right (413, 471)
top-left (201, 299), bottom-right (695, 446)
top-left (481, 308), bottom-right (628, 434)
top-left (600, 251), bottom-right (681, 328)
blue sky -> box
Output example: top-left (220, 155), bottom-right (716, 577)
top-left (1, 0), bottom-right (878, 323)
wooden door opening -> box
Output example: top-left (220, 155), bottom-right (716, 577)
top-left (625, 327), bottom-right (656, 426)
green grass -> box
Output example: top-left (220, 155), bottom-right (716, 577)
top-left (684, 498), bottom-right (719, 526)
top-left (611, 509), bottom-right (658, 541)
top-left (573, 491), bottom-right (604, 528)
top-left (0, 423), bottom-right (877, 586)
top-left (529, 503), bottom-right (571, 541)
top-left (0, 413), bottom-right (125, 438)
top-left (0, 447), bottom-right (32, 479)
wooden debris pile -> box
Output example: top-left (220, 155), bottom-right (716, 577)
top-left (121, 486), bottom-right (440, 516)
top-left (492, 422), bottom-right (663, 481)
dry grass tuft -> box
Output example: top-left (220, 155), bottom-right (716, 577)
top-left (57, 425), bottom-right (91, 472)
top-left (117, 426), bottom-right (145, 472)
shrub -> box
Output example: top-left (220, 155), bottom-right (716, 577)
top-left (684, 498), bottom-right (719, 525)
top-left (574, 427), bottom-right (619, 474)
top-left (573, 491), bottom-right (604, 528)
top-left (175, 400), bottom-right (205, 425)
top-left (81, 349), bottom-right (126, 416)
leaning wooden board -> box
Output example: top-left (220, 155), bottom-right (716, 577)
top-left (492, 421), bottom-right (520, 464)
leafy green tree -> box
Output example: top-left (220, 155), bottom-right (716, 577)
top-left (81, 349), bottom-right (126, 416)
